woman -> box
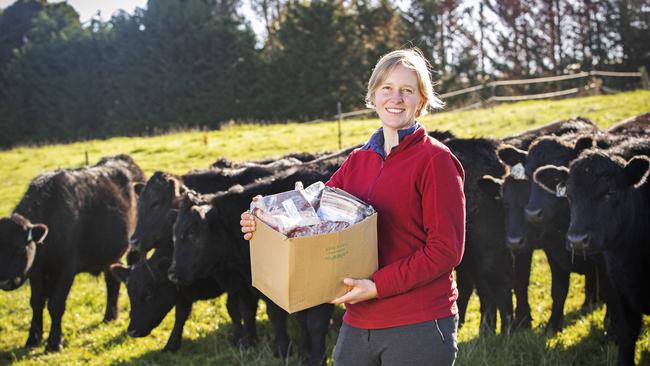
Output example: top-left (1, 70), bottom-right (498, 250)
top-left (241, 48), bottom-right (465, 365)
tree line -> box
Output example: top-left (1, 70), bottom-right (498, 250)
top-left (0, 0), bottom-right (648, 148)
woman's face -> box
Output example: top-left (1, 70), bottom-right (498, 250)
top-left (373, 64), bottom-right (423, 132)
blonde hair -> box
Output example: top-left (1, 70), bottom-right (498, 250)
top-left (365, 48), bottom-right (444, 117)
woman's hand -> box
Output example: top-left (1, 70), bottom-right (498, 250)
top-left (240, 195), bottom-right (261, 240)
top-left (330, 278), bottom-right (378, 305)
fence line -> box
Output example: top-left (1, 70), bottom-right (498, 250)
top-left (490, 88), bottom-right (581, 102)
top-left (332, 68), bottom-right (646, 122)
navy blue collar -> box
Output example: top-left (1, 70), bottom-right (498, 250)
top-left (361, 122), bottom-right (420, 159)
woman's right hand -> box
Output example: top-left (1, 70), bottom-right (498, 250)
top-left (240, 195), bottom-right (261, 240)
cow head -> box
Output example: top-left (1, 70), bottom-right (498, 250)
top-left (130, 172), bottom-right (186, 253)
top-left (522, 137), bottom-right (592, 225)
top-left (111, 255), bottom-right (176, 337)
top-left (562, 152), bottom-right (650, 254)
top-left (0, 214), bottom-right (48, 291)
top-left (492, 145), bottom-right (535, 252)
top-left (480, 172), bottom-right (532, 252)
top-left (168, 192), bottom-right (226, 285)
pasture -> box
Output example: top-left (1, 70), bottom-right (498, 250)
top-left (0, 90), bottom-right (649, 365)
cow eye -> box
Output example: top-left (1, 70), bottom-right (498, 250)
top-left (603, 189), bottom-right (618, 200)
top-left (144, 290), bottom-right (155, 302)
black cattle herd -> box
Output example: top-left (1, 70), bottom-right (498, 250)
top-left (0, 114), bottom-right (648, 365)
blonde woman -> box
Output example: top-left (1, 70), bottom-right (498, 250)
top-left (242, 48), bottom-right (465, 365)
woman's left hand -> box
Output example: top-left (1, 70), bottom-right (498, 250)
top-left (330, 278), bottom-right (378, 305)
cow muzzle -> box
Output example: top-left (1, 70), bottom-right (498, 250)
top-left (0, 277), bottom-right (23, 291)
top-left (524, 207), bottom-right (545, 224)
top-left (566, 233), bottom-right (590, 253)
top-left (506, 236), bottom-right (527, 252)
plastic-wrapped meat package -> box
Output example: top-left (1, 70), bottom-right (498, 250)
top-left (302, 181), bottom-right (325, 210)
top-left (251, 189), bottom-right (320, 235)
top-left (317, 187), bottom-right (375, 225)
top-left (286, 221), bottom-right (350, 238)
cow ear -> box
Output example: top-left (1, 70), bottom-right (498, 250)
top-left (30, 223), bottom-right (48, 245)
top-left (624, 156), bottom-right (650, 188)
top-left (126, 249), bottom-right (143, 266)
top-left (497, 145), bottom-right (527, 167)
top-left (533, 165), bottom-right (569, 196)
top-left (478, 175), bottom-right (503, 199)
top-left (133, 183), bottom-right (145, 196)
top-left (166, 209), bottom-right (179, 225)
top-left (573, 136), bottom-right (594, 153)
top-left (167, 178), bottom-right (183, 198)
top-left (110, 264), bottom-right (131, 283)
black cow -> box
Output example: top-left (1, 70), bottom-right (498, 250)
top-left (606, 112), bottom-right (650, 137)
top-left (493, 135), bottom-right (609, 332)
top-left (477, 118), bottom-right (603, 332)
top-left (110, 243), bottom-right (227, 352)
top-left (534, 144), bottom-right (650, 366)
top-left (444, 137), bottom-right (515, 334)
top-left (0, 155), bottom-right (144, 352)
top-left (169, 159), bottom-right (343, 366)
top-left (130, 161), bottom-right (300, 253)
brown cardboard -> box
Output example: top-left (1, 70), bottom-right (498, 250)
top-left (250, 213), bottom-right (378, 313)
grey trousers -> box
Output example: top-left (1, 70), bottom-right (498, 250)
top-left (333, 315), bottom-right (458, 366)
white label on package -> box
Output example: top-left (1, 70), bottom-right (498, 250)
top-left (281, 199), bottom-right (301, 219)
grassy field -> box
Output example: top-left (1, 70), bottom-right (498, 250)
top-left (0, 90), bottom-right (649, 365)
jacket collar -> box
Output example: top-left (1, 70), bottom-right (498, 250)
top-left (362, 122), bottom-right (422, 159)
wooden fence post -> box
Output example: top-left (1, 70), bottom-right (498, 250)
top-left (640, 66), bottom-right (650, 90)
top-left (337, 102), bottom-right (342, 150)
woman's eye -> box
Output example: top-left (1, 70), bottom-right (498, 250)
top-left (402, 88), bottom-right (413, 94)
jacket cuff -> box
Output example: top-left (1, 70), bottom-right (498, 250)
top-left (373, 268), bottom-right (399, 299)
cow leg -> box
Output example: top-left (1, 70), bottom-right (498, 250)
top-left (103, 270), bottom-right (120, 322)
top-left (302, 304), bottom-right (333, 366)
top-left (496, 284), bottom-right (514, 335)
top-left (614, 296), bottom-right (642, 366)
top-left (513, 247), bottom-right (533, 329)
top-left (474, 280), bottom-right (497, 335)
top-left (238, 289), bottom-right (258, 349)
top-left (164, 298), bottom-right (192, 352)
top-left (25, 276), bottom-right (46, 348)
top-left (455, 267), bottom-right (474, 329)
top-left (582, 268), bottom-right (598, 309)
top-left (266, 300), bottom-right (290, 358)
top-left (45, 272), bottom-right (75, 352)
top-left (546, 257), bottom-right (569, 333)
top-left (225, 292), bottom-right (243, 346)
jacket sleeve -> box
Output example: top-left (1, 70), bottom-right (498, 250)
top-left (373, 151), bottom-right (465, 298)
top-left (325, 152), bottom-right (354, 190)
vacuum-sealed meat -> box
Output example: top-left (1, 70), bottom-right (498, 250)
top-left (317, 187), bottom-right (375, 225)
top-left (251, 189), bottom-right (320, 234)
top-left (251, 181), bottom-right (374, 238)
top-left (286, 221), bottom-right (350, 238)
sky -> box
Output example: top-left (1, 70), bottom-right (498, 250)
top-left (0, 0), bottom-right (265, 35)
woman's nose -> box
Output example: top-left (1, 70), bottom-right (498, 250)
top-left (389, 90), bottom-right (404, 102)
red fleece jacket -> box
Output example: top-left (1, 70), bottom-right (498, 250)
top-left (327, 126), bottom-right (466, 329)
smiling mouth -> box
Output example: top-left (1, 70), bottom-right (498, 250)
top-left (386, 108), bottom-right (404, 114)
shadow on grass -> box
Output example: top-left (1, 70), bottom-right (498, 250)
top-left (0, 343), bottom-right (35, 365)
top-left (109, 308), bottom-right (345, 366)
top-left (457, 307), bottom-right (618, 366)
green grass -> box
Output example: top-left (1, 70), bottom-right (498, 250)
top-left (0, 90), bottom-right (649, 365)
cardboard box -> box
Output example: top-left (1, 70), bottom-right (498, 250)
top-left (250, 213), bottom-right (378, 313)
